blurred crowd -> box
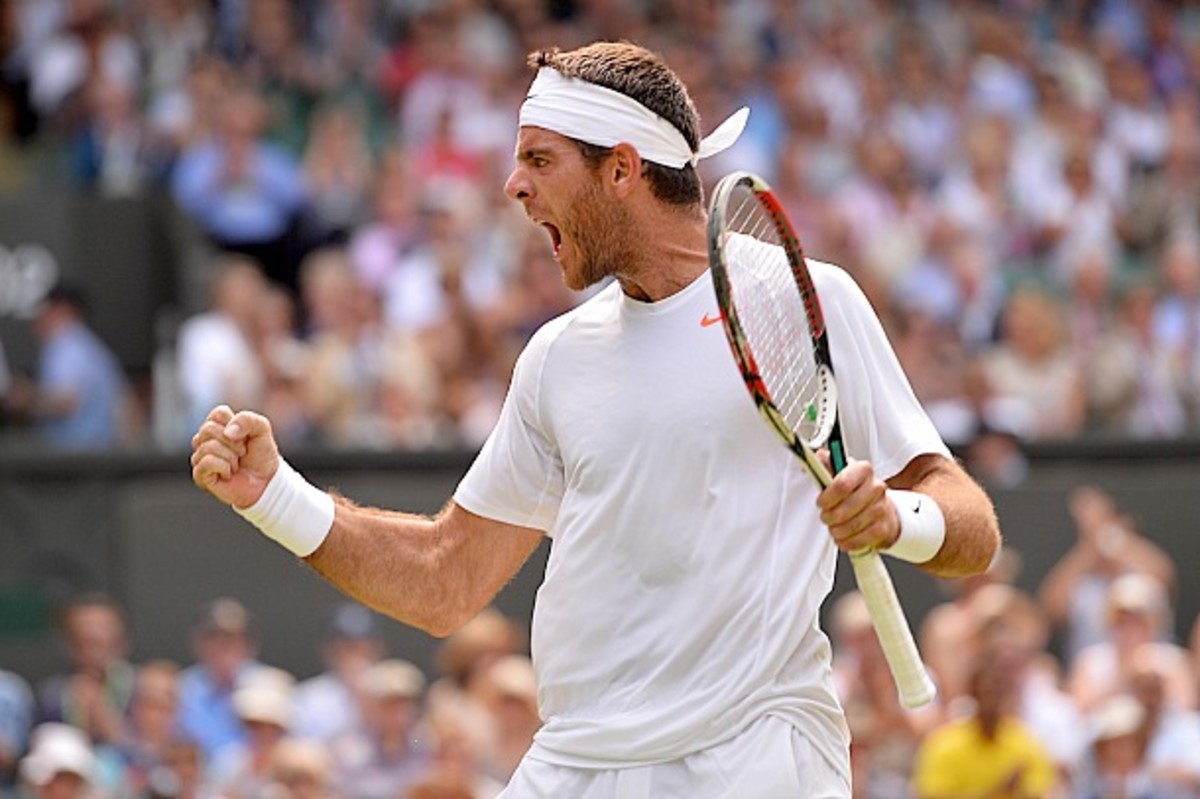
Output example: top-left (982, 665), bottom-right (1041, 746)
top-left (0, 595), bottom-right (544, 799)
top-left (0, 597), bottom-right (541, 799)
top-left (0, 0), bottom-right (1200, 459)
top-left (836, 483), bottom-right (1200, 798)
top-left (0, 487), bottom-right (1198, 799)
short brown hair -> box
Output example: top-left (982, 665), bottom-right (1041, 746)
top-left (529, 42), bottom-right (703, 207)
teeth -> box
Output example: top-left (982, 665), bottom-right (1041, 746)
top-left (541, 223), bottom-right (562, 255)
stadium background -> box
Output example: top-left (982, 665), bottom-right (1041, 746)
top-left (3, 0), bottom-right (1200, 797)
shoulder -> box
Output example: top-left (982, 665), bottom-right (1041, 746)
top-left (806, 258), bottom-right (870, 306)
top-left (177, 665), bottom-right (212, 694)
top-left (520, 283), bottom-right (619, 363)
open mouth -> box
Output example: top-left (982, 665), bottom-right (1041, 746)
top-left (541, 222), bottom-right (562, 257)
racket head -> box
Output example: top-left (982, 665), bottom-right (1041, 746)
top-left (708, 171), bottom-right (936, 708)
top-left (707, 171), bottom-right (838, 461)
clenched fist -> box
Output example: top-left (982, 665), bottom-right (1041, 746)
top-left (190, 405), bottom-right (281, 509)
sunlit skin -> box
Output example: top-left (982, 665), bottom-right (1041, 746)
top-left (502, 126), bottom-right (709, 302)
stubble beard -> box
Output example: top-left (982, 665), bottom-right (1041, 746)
top-left (561, 181), bottom-right (637, 292)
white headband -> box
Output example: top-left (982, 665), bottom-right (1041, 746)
top-left (519, 67), bottom-right (749, 169)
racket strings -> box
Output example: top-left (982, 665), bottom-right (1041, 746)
top-left (723, 188), bottom-right (825, 446)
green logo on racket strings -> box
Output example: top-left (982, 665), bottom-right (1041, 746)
top-left (805, 402), bottom-right (819, 423)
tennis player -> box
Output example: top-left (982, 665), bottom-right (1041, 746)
top-left (191, 41), bottom-right (1000, 798)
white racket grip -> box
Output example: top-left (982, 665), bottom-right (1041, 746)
top-left (849, 550), bottom-right (937, 708)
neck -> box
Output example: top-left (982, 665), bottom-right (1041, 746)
top-left (614, 206), bottom-right (709, 302)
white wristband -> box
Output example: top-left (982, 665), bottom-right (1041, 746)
top-left (233, 458), bottom-right (335, 557)
top-left (883, 489), bottom-right (946, 564)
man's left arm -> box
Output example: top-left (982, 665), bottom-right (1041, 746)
top-left (818, 453), bottom-right (1000, 579)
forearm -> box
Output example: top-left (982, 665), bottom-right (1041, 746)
top-left (301, 496), bottom-right (543, 638)
top-left (304, 499), bottom-right (474, 637)
top-left (893, 455), bottom-right (1001, 579)
top-left (194, 408), bottom-right (537, 636)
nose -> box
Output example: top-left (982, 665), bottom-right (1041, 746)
top-left (504, 166), bottom-right (532, 202)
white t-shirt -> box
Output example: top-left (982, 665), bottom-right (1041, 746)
top-left (454, 261), bottom-right (948, 774)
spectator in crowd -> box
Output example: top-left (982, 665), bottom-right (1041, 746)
top-left (26, 0), bottom-right (139, 127)
top-left (293, 603), bottom-right (385, 744)
top-left (209, 667), bottom-right (297, 799)
top-left (227, 0), bottom-right (323, 155)
top-left (330, 659), bottom-right (430, 799)
top-left (346, 147), bottom-right (421, 297)
top-left (377, 186), bottom-right (503, 348)
top-left (969, 583), bottom-right (1087, 780)
top-left (253, 283), bottom-right (312, 446)
top-left (1125, 646), bottom-right (1200, 796)
top-left (263, 738), bottom-right (336, 799)
top-left (306, 0), bottom-right (390, 106)
top-left (1071, 695), bottom-right (1158, 799)
top-left (1066, 248), bottom-right (1122, 428)
top-left (101, 660), bottom-right (181, 799)
top-left (475, 655), bottom-right (538, 784)
top-left (979, 284), bottom-right (1086, 440)
top-left (1120, 119), bottom-right (1200, 265)
top-left (935, 114), bottom-right (1028, 268)
top-left (912, 654), bottom-right (1060, 799)
top-left (295, 247), bottom-right (384, 447)
top-left (176, 256), bottom-right (270, 435)
top-left (1028, 138), bottom-right (1122, 284)
top-left (171, 84), bottom-right (306, 290)
top-left (147, 53), bottom-right (236, 161)
top-left (403, 770), bottom-right (477, 799)
top-left (0, 669), bottom-right (32, 794)
top-left (1067, 572), bottom-right (1196, 715)
top-left (299, 98), bottom-right (374, 247)
top-left (1088, 275), bottom-right (1188, 437)
top-left (5, 285), bottom-right (134, 450)
top-left (1152, 235), bottom-right (1200, 422)
top-left (18, 724), bottom-right (97, 799)
top-left (425, 609), bottom-right (520, 756)
top-left (416, 707), bottom-right (503, 799)
top-left (134, 0), bottom-right (212, 111)
top-left (178, 598), bottom-right (263, 760)
top-left (1039, 485), bottom-right (1176, 665)
top-left (69, 76), bottom-right (162, 195)
top-left (35, 593), bottom-right (135, 748)
top-left (151, 738), bottom-right (217, 799)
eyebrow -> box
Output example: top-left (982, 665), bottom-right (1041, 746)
top-left (516, 147), bottom-right (554, 164)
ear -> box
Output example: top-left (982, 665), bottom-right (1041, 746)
top-left (608, 142), bottom-right (643, 197)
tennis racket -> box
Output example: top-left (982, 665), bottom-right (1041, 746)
top-left (707, 170), bottom-right (937, 709)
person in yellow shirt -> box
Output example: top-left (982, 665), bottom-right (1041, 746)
top-left (913, 654), bottom-right (1060, 799)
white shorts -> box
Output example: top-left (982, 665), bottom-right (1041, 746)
top-left (498, 715), bottom-right (850, 799)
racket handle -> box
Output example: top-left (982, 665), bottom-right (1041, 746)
top-left (849, 549), bottom-right (937, 708)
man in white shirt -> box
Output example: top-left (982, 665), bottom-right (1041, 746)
top-left (191, 41), bottom-right (1000, 798)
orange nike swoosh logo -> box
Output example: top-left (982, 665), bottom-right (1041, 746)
top-left (700, 313), bottom-right (722, 328)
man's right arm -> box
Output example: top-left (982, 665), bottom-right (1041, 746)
top-left (191, 405), bottom-right (543, 638)
top-left (306, 499), bottom-right (543, 637)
